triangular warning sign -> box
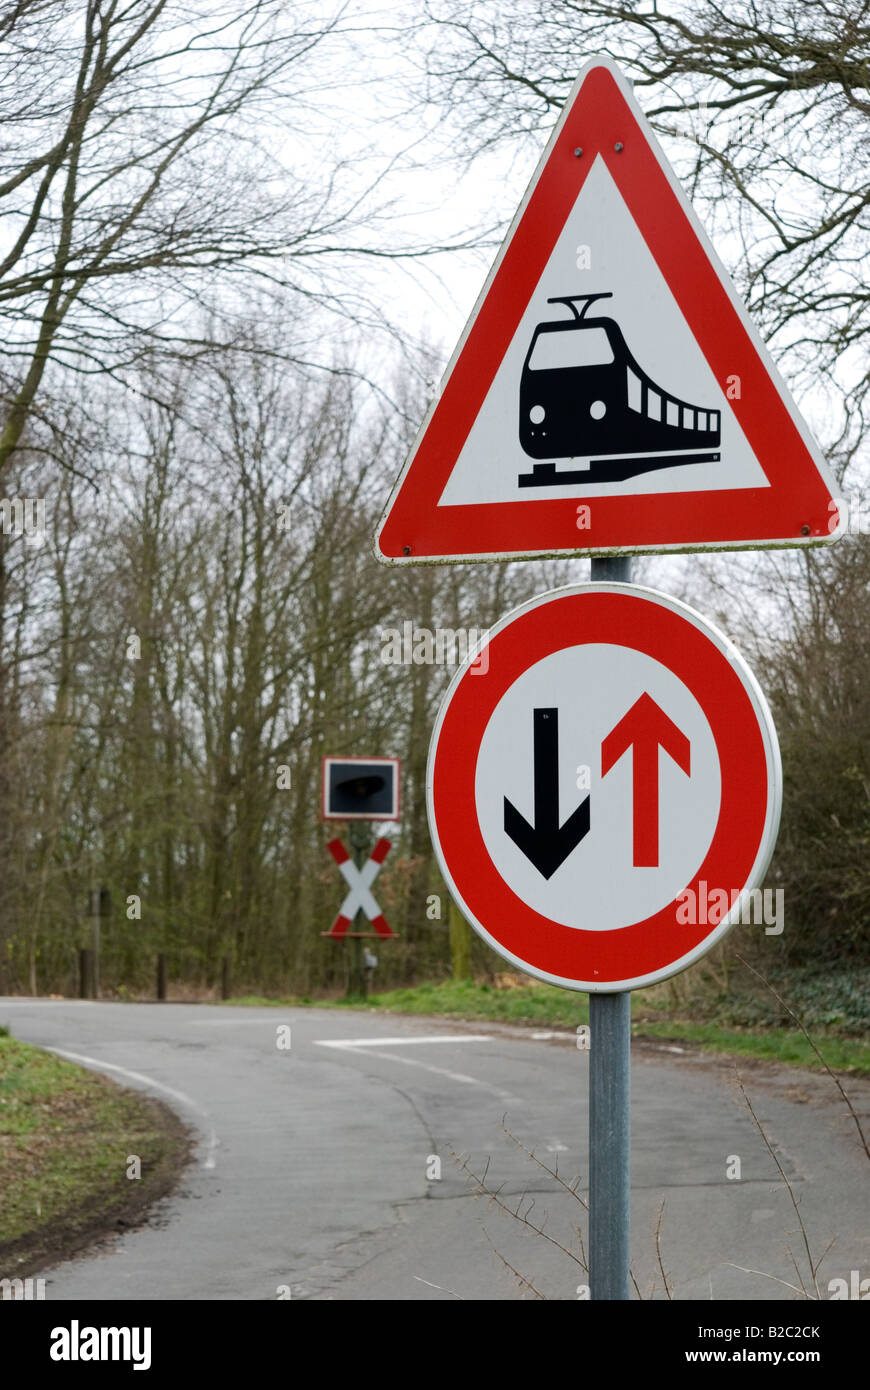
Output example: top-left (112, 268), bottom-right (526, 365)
top-left (376, 57), bottom-right (840, 564)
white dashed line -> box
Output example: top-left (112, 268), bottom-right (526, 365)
top-left (314, 1035), bottom-right (492, 1048)
top-left (314, 1036), bottom-right (520, 1104)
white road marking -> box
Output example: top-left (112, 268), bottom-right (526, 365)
top-left (0, 999), bottom-right (94, 1005)
top-left (314, 1035), bottom-right (492, 1048)
top-left (350, 1049), bottom-right (522, 1104)
top-left (46, 1047), bottom-right (219, 1170)
top-left (186, 1017), bottom-right (297, 1025)
top-left (315, 1039), bottom-right (520, 1104)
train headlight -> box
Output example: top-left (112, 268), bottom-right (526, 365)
top-left (529, 405), bottom-right (545, 424)
top-left (590, 400), bottom-right (606, 420)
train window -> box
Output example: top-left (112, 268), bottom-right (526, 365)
top-left (697, 410), bottom-right (707, 431)
top-left (666, 400), bottom-right (680, 427)
top-left (626, 367), bottom-right (642, 412)
top-left (710, 410), bottom-right (720, 431)
top-left (647, 389), bottom-right (662, 421)
top-left (527, 326), bottom-right (615, 371)
top-left (683, 407), bottom-right (694, 429)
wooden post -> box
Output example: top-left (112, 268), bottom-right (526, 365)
top-left (449, 898), bottom-right (472, 980)
top-left (79, 948), bottom-right (94, 1000)
top-left (89, 887), bottom-right (100, 999)
top-left (156, 952), bottom-right (167, 1001)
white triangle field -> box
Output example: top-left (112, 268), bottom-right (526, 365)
top-left (439, 156), bottom-right (768, 506)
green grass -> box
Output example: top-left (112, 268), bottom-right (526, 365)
top-left (0, 1033), bottom-right (189, 1271)
top-left (226, 980), bottom-right (589, 1025)
top-left (346, 979), bottom-right (591, 1026)
top-left (631, 1018), bottom-right (870, 1073)
top-left (223, 981), bottom-right (870, 1074)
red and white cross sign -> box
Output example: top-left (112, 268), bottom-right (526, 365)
top-left (325, 837), bottom-right (394, 938)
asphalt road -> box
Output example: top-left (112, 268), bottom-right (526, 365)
top-left (2, 998), bottom-right (868, 1301)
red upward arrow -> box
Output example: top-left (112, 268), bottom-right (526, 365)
top-left (601, 693), bottom-right (691, 867)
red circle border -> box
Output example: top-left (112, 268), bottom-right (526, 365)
top-left (430, 590), bottom-right (772, 985)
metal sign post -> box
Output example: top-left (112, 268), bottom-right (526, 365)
top-left (347, 821), bottom-right (373, 1000)
top-left (589, 990), bottom-right (631, 1299)
top-left (589, 554), bottom-right (631, 1300)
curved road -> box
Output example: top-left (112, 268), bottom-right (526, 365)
top-left (2, 998), bottom-right (868, 1300)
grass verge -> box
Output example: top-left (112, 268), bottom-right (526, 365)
top-left (0, 1029), bottom-right (192, 1279)
top-left (225, 980), bottom-right (870, 1075)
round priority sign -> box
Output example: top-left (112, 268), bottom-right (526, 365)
top-left (427, 584), bottom-right (781, 992)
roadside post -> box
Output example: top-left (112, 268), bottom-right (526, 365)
top-left (87, 885), bottom-right (110, 1000)
top-left (79, 948), bottom-right (94, 1000)
top-left (90, 886), bottom-right (99, 999)
top-left (347, 820), bottom-right (374, 999)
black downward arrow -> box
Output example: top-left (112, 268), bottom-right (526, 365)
top-left (504, 708), bottom-right (591, 879)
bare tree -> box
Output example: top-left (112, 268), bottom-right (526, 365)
top-left (415, 0), bottom-right (870, 471)
top-left (0, 0), bottom-right (412, 477)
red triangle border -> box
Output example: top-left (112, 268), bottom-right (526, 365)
top-left (377, 62), bottom-right (838, 562)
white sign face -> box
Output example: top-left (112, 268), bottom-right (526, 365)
top-left (439, 156), bottom-right (766, 506)
top-left (427, 584), bottom-right (782, 992)
top-left (475, 642), bottom-right (721, 929)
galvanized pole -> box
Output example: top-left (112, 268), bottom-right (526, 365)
top-left (589, 554), bottom-right (631, 1300)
